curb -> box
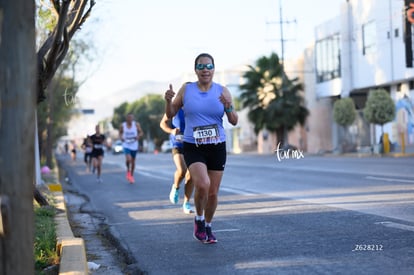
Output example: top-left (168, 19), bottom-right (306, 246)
top-left (49, 183), bottom-right (89, 275)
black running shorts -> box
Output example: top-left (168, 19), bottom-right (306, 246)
top-left (172, 147), bottom-right (184, 155)
top-left (183, 142), bottom-right (226, 171)
top-left (91, 149), bottom-right (104, 158)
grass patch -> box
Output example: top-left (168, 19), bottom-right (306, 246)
top-left (34, 202), bottom-right (59, 274)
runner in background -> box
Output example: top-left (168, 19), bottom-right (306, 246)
top-left (160, 109), bottom-right (194, 214)
top-left (119, 113), bottom-right (144, 184)
top-left (81, 135), bottom-right (93, 172)
top-left (90, 125), bottom-right (107, 183)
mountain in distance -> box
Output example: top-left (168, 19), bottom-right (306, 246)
top-left (78, 61), bottom-right (249, 121)
top-left (79, 78), bottom-right (182, 120)
top-left (114, 80), bottom-right (172, 101)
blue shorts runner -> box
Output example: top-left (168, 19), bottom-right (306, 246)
top-left (124, 148), bottom-right (137, 159)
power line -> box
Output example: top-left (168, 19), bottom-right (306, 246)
top-left (266, 0), bottom-right (297, 69)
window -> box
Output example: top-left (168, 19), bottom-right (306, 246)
top-left (315, 33), bottom-right (341, 83)
top-left (362, 20), bottom-right (376, 55)
top-left (409, 80), bottom-right (414, 90)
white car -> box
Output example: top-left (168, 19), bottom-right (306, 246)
top-left (112, 140), bottom-right (123, 154)
top-left (161, 140), bottom-right (172, 153)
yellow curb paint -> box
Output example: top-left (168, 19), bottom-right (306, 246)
top-left (48, 183), bottom-right (62, 192)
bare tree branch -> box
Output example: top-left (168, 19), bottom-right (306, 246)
top-left (36, 0), bottom-right (95, 103)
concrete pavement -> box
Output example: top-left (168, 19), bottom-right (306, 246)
top-left (53, 151), bottom-right (414, 274)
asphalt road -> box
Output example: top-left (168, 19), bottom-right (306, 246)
top-left (58, 152), bottom-right (414, 275)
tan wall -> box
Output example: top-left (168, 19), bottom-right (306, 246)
top-left (306, 97), bottom-right (334, 154)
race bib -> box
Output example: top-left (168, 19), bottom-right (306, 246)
top-left (94, 144), bottom-right (103, 149)
top-left (193, 124), bottom-right (219, 144)
top-left (126, 137), bottom-right (136, 143)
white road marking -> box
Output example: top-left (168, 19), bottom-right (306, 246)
top-left (220, 187), bottom-right (258, 196)
top-left (138, 170), bottom-right (170, 181)
top-left (366, 176), bottom-right (414, 184)
top-left (375, 221), bottom-right (414, 232)
top-left (105, 160), bottom-right (171, 180)
top-left (214, 229), bottom-right (240, 232)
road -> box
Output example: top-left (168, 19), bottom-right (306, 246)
top-left (58, 152), bottom-right (414, 275)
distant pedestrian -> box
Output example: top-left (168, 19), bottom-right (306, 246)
top-left (70, 141), bottom-right (77, 161)
top-left (64, 142), bottom-right (69, 155)
top-left (90, 125), bottom-right (107, 183)
top-left (119, 113), bottom-right (144, 184)
top-left (164, 53), bottom-right (238, 243)
top-left (160, 109), bottom-right (194, 214)
top-left (81, 135), bottom-right (93, 172)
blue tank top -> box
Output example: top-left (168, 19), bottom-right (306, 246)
top-left (169, 108), bottom-right (185, 148)
top-left (182, 82), bottom-right (226, 144)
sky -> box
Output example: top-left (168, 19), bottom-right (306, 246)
top-left (74, 0), bottom-right (345, 122)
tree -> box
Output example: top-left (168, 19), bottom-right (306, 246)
top-left (36, 0), bottom-right (95, 103)
top-left (37, 75), bottom-right (79, 168)
top-left (33, 0), bottom-right (95, 205)
top-left (333, 97), bottom-right (357, 152)
top-left (0, 1), bottom-right (37, 274)
top-left (239, 52), bottom-right (309, 148)
top-left (363, 88), bottom-right (396, 135)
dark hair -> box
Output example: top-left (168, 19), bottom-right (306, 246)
top-left (194, 53), bottom-right (214, 69)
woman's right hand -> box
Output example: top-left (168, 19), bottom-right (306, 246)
top-left (164, 84), bottom-right (175, 102)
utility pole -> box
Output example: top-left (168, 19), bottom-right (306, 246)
top-left (266, 0), bottom-right (297, 148)
top-left (267, 0), bottom-right (296, 71)
top-left (279, 0), bottom-right (286, 70)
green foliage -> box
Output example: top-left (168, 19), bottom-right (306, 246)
top-left (34, 204), bottom-right (59, 272)
top-left (35, 1), bottom-right (95, 166)
top-left (112, 94), bottom-right (168, 147)
top-left (333, 97), bottom-right (356, 127)
top-left (239, 52), bottom-right (309, 144)
top-left (36, 4), bottom-right (57, 32)
top-left (363, 89), bottom-right (396, 126)
top-left (37, 76), bottom-right (78, 148)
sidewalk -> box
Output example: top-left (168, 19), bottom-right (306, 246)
top-left (52, 155), bottom-right (127, 274)
top-left (43, 162), bottom-right (89, 275)
top-left (52, 185), bottom-right (88, 275)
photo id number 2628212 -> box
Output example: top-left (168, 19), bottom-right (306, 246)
top-left (352, 244), bottom-right (383, 252)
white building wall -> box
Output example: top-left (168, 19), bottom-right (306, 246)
top-left (318, 0), bottom-right (414, 95)
top-left (312, 0), bottom-right (414, 151)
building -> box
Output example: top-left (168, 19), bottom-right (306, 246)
top-left (306, 0), bottom-right (414, 154)
top-left (177, 0), bottom-right (414, 155)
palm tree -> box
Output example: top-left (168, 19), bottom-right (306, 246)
top-left (239, 52), bottom-right (309, 148)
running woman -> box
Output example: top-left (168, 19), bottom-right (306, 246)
top-left (164, 53), bottom-right (238, 244)
top-left (119, 113), bottom-right (144, 184)
top-left (160, 109), bottom-right (194, 214)
top-left (90, 125), bottom-right (107, 183)
top-left (81, 135), bottom-right (93, 172)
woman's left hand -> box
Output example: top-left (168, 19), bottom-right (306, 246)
top-left (219, 92), bottom-right (232, 109)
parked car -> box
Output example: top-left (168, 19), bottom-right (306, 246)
top-left (112, 140), bottom-right (123, 154)
top-left (161, 140), bottom-right (172, 153)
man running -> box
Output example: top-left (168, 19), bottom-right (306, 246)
top-left (119, 113), bottom-right (144, 184)
top-left (90, 125), bottom-right (107, 182)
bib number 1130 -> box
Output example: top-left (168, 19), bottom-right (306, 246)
top-left (193, 124), bottom-right (219, 139)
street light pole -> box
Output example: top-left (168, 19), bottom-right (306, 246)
top-left (279, 0), bottom-right (285, 70)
